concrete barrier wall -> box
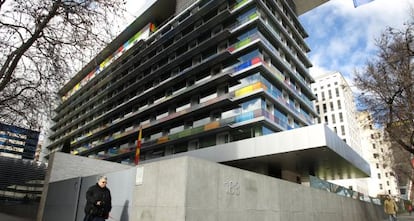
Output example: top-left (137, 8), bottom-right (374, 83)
top-left (37, 153), bottom-right (132, 221)
top-left (0, 202), bottom-right (39, 220)
top-left (133, 157), bottom-right (386, 221)
top-left (40, 154), bottom-right (386, 221)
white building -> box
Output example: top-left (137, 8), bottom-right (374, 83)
top-left (312, 72), bottom-right (363, 155)
top-left (311, 71), bottom-right (399, 197)
top-left (357, 111), bottom-right (400, 198)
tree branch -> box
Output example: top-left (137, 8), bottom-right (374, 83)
top-left (0, 1), bottom-right (61, 92)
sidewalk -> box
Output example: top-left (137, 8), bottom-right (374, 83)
top-left (383, 213), bottom-right (414, 221)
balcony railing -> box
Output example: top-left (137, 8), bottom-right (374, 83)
top-left (87, 106), bottom-right (292, 161)
top-left (78, 78), bottom-right (311, 161)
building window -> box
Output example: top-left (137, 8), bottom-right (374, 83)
top-left (294, 101), bottom-right (300, 111)
top-left (341, 125), bottom-right (345, 135)
top-left (337, 100), bottom-right (341, 109)
top-left (339, 113), bottom-right (343, 122)
top-left (330, 102), bottom-right (334, 111)
top-left (335, 88), bottom-right (339, 97)
top-left (377, 173), bottom-right (381, 179)
top-left (217, 132), bottom-right (230, 144)
top-left (174, 145), bottom-right (187, 154)
top-left (282, 91), bottom-right (289, 101)
top-left (332, 114), bottom-right (336, 123)
top-left (211, 111), bottom-right (221, 121)
top-left (188, 139), bottom-right (199, 151)
top-left (288, 116), bottom-right (294, 127)
top-left (170, 125), bottom-right (185, 134)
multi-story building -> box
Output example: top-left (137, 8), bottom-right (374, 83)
top-left (0, 123), bottom-right (40, 160)
top-left (312, 72), bottom-right (368, 193)
top-left (357, 111), bottom-right (399, 198)
top-left (311, 72), bottom-right (400, 197)
top-left (44, 0), bottom-right (369, 183)
top-left (0, 123), bottom-right (45, 203)
top-left (312, 72), bottom-right (362, 154)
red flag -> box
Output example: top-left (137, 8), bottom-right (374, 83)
top-left (134, 126), bottom-right (142, 165)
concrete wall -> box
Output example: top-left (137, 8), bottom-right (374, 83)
top-left (37, 153), bottom-right (132, 221)
top-left (0, 203), bottom-right (38, 221)
top-left (133, 157), bottom-right (386, 221)
top-left (45, 152), bottom-right (132, 183)
top-left (39, 153), bottom-right (385, 221)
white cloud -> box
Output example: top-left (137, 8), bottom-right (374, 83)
top-left (300, 0), bottom-right (414, 79)
top-left (116, 0), bottom-right (156, 34)
top-left (125, 0), bottom-right (156, 20)
top-left (309, 64), bottom-right (332, 78)
top-left (120, 0), bottom-right (413, 83)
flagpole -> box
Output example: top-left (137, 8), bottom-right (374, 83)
top-left (134, 126), bottom-right (142, 165)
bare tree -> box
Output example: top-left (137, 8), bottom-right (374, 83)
top-left (0, 0), bottom-right (126, 130)
top-left (354, 15), bottom-right (414, 156)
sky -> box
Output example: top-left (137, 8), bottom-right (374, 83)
top-left (298, 0), bottom-right (414, 82)
top-left (123, 0), bottom-right (414, 85)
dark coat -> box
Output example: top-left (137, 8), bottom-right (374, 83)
top-left (84, 183), bottom-right (112, 218)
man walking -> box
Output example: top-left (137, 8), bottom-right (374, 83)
top-left (83, 176), bottom-right (112, 221)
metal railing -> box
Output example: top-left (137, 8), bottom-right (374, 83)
top-left (309, 175), bottom-right (381, 205)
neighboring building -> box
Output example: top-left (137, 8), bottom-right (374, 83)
top-left (311, 72), bottom-right (400, 197)
top-left (312, 72), bottom-right (362, 154)
top-left (357, 111), bottom-right (399, 198)
top-left (0, 122), bottom-right (40, 160)
top-left (0, 123), bottom-right (45, 204)
top-left (311, 72), bottom-right (367, 193)
top-left (44, 0), bottom-right (369, 183)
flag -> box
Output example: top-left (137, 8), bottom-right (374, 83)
top-left (134, 126), bottom-right (142, 165)
top-left (353, 0), bottom-right (374, 7)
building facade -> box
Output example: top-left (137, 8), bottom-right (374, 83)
top-left (0, 123), bottom-right (44, 204)
top-left (312, 72), bottom-right (363, 154)
top-left (0, 123), bottom-right (40, 160)
top-left (46, 0), bottom-right (318, 163)
top-left (357, 111), bottom-right (400, 198)
top-left (311, 72), bottom-right (400, 197)
top-left (312, 72), bottom-right (368, 193)
top-left (44, 0), bottom-right (372, 183)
